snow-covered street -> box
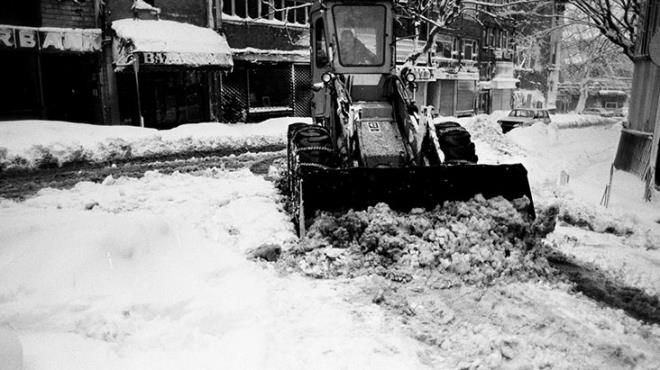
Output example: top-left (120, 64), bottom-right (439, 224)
top-left (1, 115), bottom-right (660, 369)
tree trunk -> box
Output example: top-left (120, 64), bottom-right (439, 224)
top-left (575, 82), bottom-right (589, 113)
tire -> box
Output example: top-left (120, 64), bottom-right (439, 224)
top-left (434, 122), bottom-right (478, 163)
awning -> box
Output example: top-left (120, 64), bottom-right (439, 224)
top-left (112, 19), bottom-right (233, 70)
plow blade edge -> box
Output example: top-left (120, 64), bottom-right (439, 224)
top-left (299, 163), bottom-right (535, 219)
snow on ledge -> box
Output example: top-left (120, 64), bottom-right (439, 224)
top-left (0, 117), bottom-right (311, 171)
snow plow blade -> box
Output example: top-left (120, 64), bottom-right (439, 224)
top-left (298, 163), bottom-right (535, 221)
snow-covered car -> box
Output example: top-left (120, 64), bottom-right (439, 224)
top-left (581, 107), bottom-right (617, 117)
top-left (498, 108), bottom-right (551, 133)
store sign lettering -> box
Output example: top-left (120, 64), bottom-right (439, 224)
top-left (0, 25), bottom-right (101, 52)
top-left (139, 51), bottom-right (229, 66)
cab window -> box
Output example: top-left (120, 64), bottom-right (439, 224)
top-left (332, 5), bottom-right (386, 66)
top-left (315, 18), bottom-right (329, 67)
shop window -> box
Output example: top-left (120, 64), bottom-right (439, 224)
top-left (249, 65), bottom-right (292, 110)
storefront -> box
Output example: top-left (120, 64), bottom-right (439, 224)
top-left (0, 24), bottom-right (103, 122)
top-left (485, 61), bottom-right (518, 113)
top-left (222, 49), bottom-right (310, 122)
top-left (426, 72), bottom-right (478, 117)
top-left (112, 19), bottom-right (233, 129)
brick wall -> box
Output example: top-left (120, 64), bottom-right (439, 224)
top-left (40, 0), bottom-right (98, 28)
top-left (108, 0), bottom-right (209, 27)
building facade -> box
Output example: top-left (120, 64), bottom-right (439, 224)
top-left (220, 0), bottom-right (312, 122)
top-left (0, 0), bottom-right (107, 124)
top-left (393, 5), bottom-right (517, 117)
top-left (106, 0), bottom-right (232, 129)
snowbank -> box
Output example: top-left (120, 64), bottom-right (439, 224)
top-left (550, 113), bottom-right (619, 129)
top-left (0, 117), bottom-right (309, 170)
top-left (0, 169), bottom-right (426, 369)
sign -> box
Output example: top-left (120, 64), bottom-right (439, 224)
top-left (367, 121), bottom-right (381, 132)
top-left (0, 25), bottom-right (101, 52)
top-left (138, 51), bottom-right (233, 67)
top-left (395, 65), bottom-right (436, 82)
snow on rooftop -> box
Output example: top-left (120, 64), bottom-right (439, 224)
top-left (111, 19), bottom-right (230, 55)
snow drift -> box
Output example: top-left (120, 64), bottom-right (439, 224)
top-left (0, 117), bottom-right (310, 171)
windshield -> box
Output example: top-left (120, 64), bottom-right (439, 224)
top-left (509, 110), bottom-right (535, 118)
top-left (333, 5), bottom-right (386, 66)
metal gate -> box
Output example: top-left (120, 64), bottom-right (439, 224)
top-left (220, 63), bottom-right (248, 122)
top-left (294, 63), bottom-right (312, 117)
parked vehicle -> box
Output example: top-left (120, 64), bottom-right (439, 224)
top-left (581, 107), bottom-right (616, 117)
top-left (498, 108), bottom-right (551, 133)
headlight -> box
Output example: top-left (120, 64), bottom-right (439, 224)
top-left (321, 72), bottom-right (333, 84)
top-left (405, 72), bottom-right (416, 82)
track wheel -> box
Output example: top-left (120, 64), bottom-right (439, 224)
top-left (287, 123), bottom-right (336, 236)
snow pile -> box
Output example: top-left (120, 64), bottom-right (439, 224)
top-left (0, 169), bottom-right (431, 369)
top-left (550, 113), bottom-right (619, 129)
top-left (0, 118), bottom-right (306, 170)
top-left (282, 196), bottom-right (559, 287)
top-left (459, 115), bottom-right (525, 157)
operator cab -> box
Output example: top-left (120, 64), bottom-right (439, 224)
top-left (310, 0), bottom-right (396, 110)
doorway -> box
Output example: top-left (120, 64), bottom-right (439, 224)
top-left (40, 54), bottom-right (100, 123)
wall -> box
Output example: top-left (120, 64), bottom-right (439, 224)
top-left (40, 0), bottom-right (98, 28)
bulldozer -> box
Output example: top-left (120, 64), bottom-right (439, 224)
top-left (287, 0), bottom-right (534, 236)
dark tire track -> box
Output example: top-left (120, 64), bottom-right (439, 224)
top-left (547, 252), bottom-right (660, 325)
top-left (0, 149), bottom-right (286, 200)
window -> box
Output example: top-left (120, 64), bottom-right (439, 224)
top-left (435, 34), bottom-right (455, 59)
top-left (333, 5), bottom-right (386, 66)
top-left (462, 39), bottom-right (477, 61)
top-left (223, 0), bottom-right (309, 24)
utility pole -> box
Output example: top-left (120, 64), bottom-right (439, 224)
top-left (546, 0), bottom-right (564, 112)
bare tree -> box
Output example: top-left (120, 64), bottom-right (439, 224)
top-left (569, 0), bottom-right (641, 60)
top-left (561, 27), bottom-right (633, 112)
top-left (394, 0), bottom-right (545, 65)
